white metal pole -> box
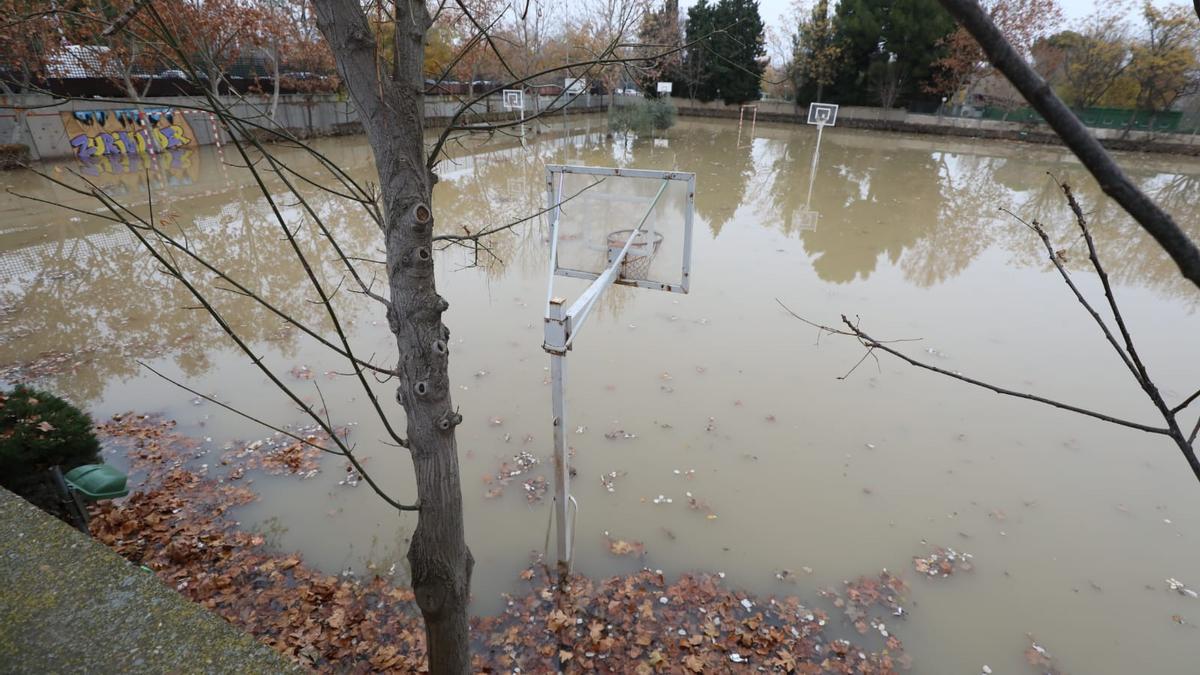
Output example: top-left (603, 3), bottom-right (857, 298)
top-left (807, 126), bottom-right (823, 209)
top-left (545, 297), bottom-right (572, 570)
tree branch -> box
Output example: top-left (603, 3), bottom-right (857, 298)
top-left (937, 0), bottom-right (1200, 290)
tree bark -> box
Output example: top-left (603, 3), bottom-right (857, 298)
top-left (311, 1), bottom-right (474, 672)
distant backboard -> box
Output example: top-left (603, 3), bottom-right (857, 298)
top-left (502, 89), bottom-right (524, 111)
top-left (546, 165), bottom-right (694, 294)
top-left (795, 209), bottom-right (819, 232)
top-left (807, 102), bottom-right (839, 126)
top-left (656, 81), bottom-right (673, 94)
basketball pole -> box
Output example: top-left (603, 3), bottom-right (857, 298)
top-left (541, 176), bottom-right (670, 571)
top-left (545, 297), bottom-right (572, 573)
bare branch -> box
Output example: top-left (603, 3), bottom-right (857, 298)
top-left (936, 0), bottom-right (1200, 290)
top-left (776, 300), bottom-right (1169, 435)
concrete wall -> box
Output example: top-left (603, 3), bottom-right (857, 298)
top-left (660, 96), bottom-right (1200, 155)
top-left (0, 93), bottom-right (603, 161)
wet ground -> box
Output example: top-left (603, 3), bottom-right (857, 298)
top-left (2, 116), bottom-right (1199, 673)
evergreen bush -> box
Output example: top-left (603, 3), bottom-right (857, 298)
top-left (0, 385), bottom-right (102, 518)
top-left (609, 97), bottom-right (678, 135)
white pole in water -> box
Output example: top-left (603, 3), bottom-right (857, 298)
top-left (807, 124), bottom-right (824, 209)
top-left (545, 297), bottom-right (572, 570)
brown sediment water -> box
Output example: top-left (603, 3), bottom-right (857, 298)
top-left (2, 116), bottom-right (1199, 673)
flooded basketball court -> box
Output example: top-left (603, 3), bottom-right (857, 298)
top-left (2, 116), bottom-right (1199, 673)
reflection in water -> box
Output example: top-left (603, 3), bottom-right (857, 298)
top-left (3, 118), bottom-right (1200, 675)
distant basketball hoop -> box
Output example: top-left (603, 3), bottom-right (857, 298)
top-left (807, 102), bottom-right (838, 127)
top-left (502, 89), bottom-right (524, 111)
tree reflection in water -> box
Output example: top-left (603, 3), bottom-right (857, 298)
top-left (3, 119), bottom-right (1197, 406)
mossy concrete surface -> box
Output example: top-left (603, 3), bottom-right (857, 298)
top-left (0, 487), bottom-right (296, 674)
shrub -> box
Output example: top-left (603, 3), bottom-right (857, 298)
top-left (0, 385), bottom-right (101, 518)
top-left (609, 97), bottom-right (677, 135)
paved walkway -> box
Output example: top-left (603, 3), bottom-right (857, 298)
top-left (0, 488), bottom-right (295, 674)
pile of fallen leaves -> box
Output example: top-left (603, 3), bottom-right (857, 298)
top-left (475, 567), bottom-right (910, 673)
top-left (91, 413), bottom-right (914, 673)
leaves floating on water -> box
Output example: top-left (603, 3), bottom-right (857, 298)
top-left (913, 546), bottom-right (974, 578)
top-left (92, 414), bottom-right (917, 673)
top-left (605, 532), bottom-right (646, 557)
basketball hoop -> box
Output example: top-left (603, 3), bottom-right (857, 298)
top-left (606, 229), bottom-right (663, 280)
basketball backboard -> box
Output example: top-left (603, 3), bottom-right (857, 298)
top-left (807, 102), bottom-right (839, 126)
top-left (545, 164), bottom-right (694, 294)
top-left (502, 89), bottom-right (524, 111)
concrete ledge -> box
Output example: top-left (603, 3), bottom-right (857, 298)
top-left (0, 487), bottom-right (295, 674)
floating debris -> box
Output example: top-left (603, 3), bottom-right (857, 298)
top-left (1024, 635), bottom-right (1063, 673)
top-left (482, 451), bottom-right (542, 499)
top-left (289, 364), bottom-right (315, 380)
top-left (600, 470), bottom-right (625, 493)
top-left (1167, 578), bottom-right (1199, 598)
top-left (522, 476), bottom-right (547, 504)
top-left (913, 546), bottom-right (974, 578)
top-left (604, 532), bottom-right (645, 557)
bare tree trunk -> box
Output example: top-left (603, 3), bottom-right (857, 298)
top-left (311, 1), bottom-right (473, 672)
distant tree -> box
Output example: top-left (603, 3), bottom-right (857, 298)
top-left (637, 0), bottom-right (683, 94)
top-left (792, 0), bottom-right (841, 102)
top-left (0, 0), bottom-right (61, 95)
top-left (1036, 12), bottom-right (1134, 109)
top-left (574, 0), bottom-right (648, 109)
top-left (829, 0), bottom-right (953, 106)
top-left (163, 0), bottom-right (271, 97)
top-left (1126, 2), bottom-right (1200, 115)
top-left (883, 0), bottom-right (955, 102)
top-left (705, 0), bottom-right (767, 103)
top-left (683, 0), bottom-right (716, 100)
top-left (829, 0), bottom-right (887, 102)
top-left (928, 0), bottom-right (1064, 105)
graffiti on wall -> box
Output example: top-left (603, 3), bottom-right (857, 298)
top-left (62, 108), bottom-right (194, 159)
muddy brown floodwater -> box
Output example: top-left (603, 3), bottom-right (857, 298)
top-left (3, 116), bottom-right (1200, 673)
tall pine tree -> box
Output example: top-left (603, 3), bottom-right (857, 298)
top-left (828, 0), bottom-right (953, 106)
top-left (685, 0), bottom-right (766, 103)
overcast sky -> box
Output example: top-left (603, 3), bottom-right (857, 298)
top-left (678, 0), bottom-right (1172, 36)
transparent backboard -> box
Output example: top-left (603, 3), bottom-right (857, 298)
top-left (546, 164), bottom-right (694, 293)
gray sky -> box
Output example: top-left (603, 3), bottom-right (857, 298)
top-left (679, 0), bottom-right (1140, 35)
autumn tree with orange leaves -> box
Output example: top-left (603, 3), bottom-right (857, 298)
top-left (928, 0), bottom-right (1064, 105)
